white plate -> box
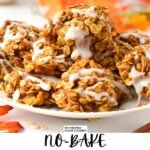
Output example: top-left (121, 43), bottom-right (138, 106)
top-left (0, 92), bottom-right (150, 119)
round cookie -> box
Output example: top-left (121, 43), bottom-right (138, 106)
top-left (117, 44), bottom-right (150, 103)
top-left (24, 37), bottom-right (73, 76)
top-left (1, 70), bottom-right (57, 106)
top-left (53, 59), bottom-right (130, 112)
top-left (44, 5), bottom-right (116, 71)
top-left (0, 20), bottom-right (39, 67)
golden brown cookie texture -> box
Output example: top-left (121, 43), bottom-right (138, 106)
top-left (0, 20), bottom-right (40, 69)
top-left (1, 70), bottom-right (57, 106)
top-left (0, 5), bottom-right (150, 112)
top-left (52, 60), bottom-right (130, 112)
top-left (117, 44), bottom-right (150, 102)
top-left (44, 5), bottom-right (116, 71)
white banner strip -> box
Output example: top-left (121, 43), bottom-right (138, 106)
top-left (0, 133), bottom-right (150, 150)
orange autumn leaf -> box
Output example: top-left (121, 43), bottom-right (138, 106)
top-left (0, 105), bottom-right (13, 116)
top-left (61, 0), bottom-right (84, 6)
top-left (141, 0), bottom-right (150, 3)
top-left (0, 121), bottom-right (23, 133)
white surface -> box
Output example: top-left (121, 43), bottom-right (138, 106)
top-left (0, 0), bottom-right (46, 27)
top-left (0, 0), bottom-right (150, 132)
top-left (1, 100), bottom-right (150, 132)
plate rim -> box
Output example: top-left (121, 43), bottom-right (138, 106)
top-left (0, 92), bottom-right (150, 119)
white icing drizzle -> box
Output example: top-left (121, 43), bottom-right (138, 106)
top-left (68, 67), bottom-right (116, 103)
top-left (144, 50), bottom-right (150, 59)
top-left (120, 32), bottom-right (147, 44)
top-left (2, 58), bottom-right (13, 68)
top-left (0, 22), bottom-right (35, 49)
top-left (129, 66), bottom-right (150, 105)
top-left (84, 76), bottom-right (108, 82)
top-left (50, 55), bottom-right (66, 63)
top-left (0, 51), bottom-right (5, 57)
top-left (65, 26), bottom-right (82, 40)
top-left (4, 24), bottom-right (23, 40)
top-left (133, 77), bottom-right (150, 106)
top-left (0, 60), bottom-right (8, 74)
top-left (65, 26), bottom-right (92, 59)
top-left (69, 72), bottom-right (79, 83)
top-left (71, 37), bottom-right (91, 59)
top-left (113, 81), bottom-right (131, 97)
top-left (75, 80), bottom-right (116, 102)
top-left (71, 6), bottom-right (97, 17)
top-left (129, 66), bottom-right (145, 81)
top-left (80, 68), bottom-right (106, 75)
top-left (12, 73), bottom-right (57, 102)
top-left (38, 74), bottom-right (59, 83)
top-left (68, 65), bottom-right (137, 103)
top-left (54, 55), bottom-right (65, 59)
top-left (18, 71), bottom-right (51, 91)
top-left (69, 68), bottom-right (106, 83)
top-left (12, 90), bottom-right (20, 102)
top-left (133, 77), bottom-right (150, 96)
top-left (75, 88), bottom-right (86, 97)
top-left (85, 82), bottom-right (116, 102)
top-left (32, 38), bottom-right (66, 63)
top-left (103, 51), bottom-right (112, 57)
top-left (71, 50), bottom-right (80, 59)
top-left (142, 46), bottom-right (150, 59)
top-left (38, 55), bottom-right (66, 64)
top-left (38, 56), bottom-right (52, 63)
top-left (32, 38), bottom-right (45, 61)
top-left (24, 76), bottom-right (51, 91)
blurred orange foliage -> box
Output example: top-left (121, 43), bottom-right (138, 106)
top-left (38, 0), bottom-right (150, 32)
top-left (38, 0), bottom-right (117, 17)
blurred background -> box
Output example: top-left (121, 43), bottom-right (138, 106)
top-left (38, 0), bottom-right (150, 32)
top-left (0, 0), bottom-right (150, 31)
